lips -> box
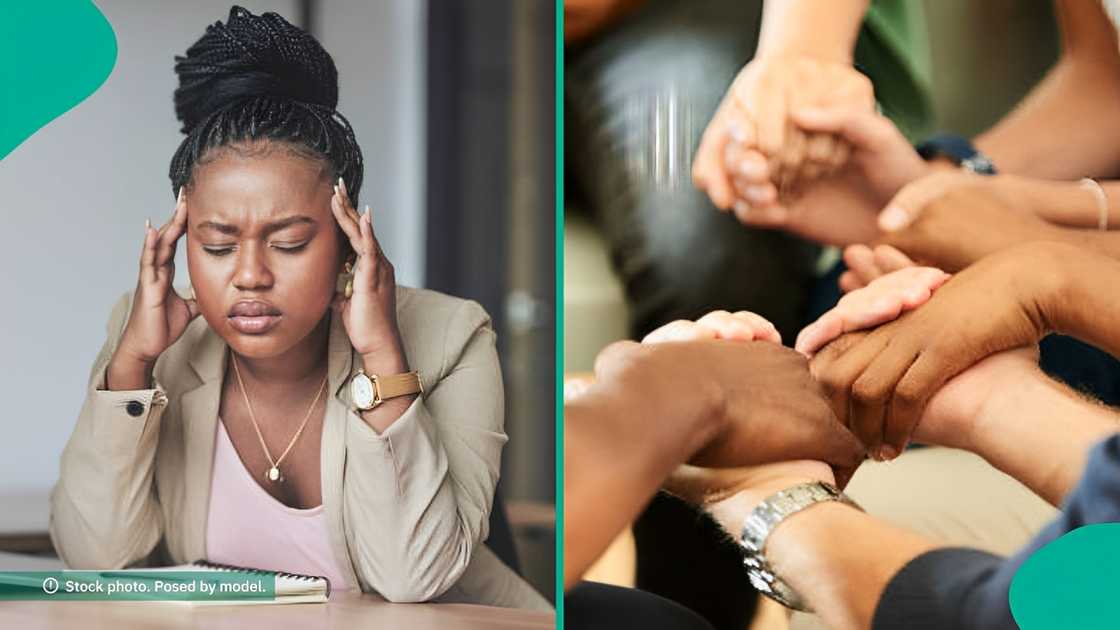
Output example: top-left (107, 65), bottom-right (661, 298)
top-left (228, 300), bottom-right (281, 317)
top-left (228, 300), bottom-right (282, 334)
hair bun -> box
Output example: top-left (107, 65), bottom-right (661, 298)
top-left (173, 5), bottom-right (338, 133)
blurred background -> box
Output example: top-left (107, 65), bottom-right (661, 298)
top-left (0, 0), bottom-right (555, 601)
top-left (562, 0), bottom-right (1059, 621)
top-left (565, 0), bottom-right (1057, 372)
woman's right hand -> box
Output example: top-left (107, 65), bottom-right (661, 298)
top-left (107, 189), bottom-right (199, 389)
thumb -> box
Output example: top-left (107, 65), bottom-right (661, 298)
top-left (878, 180), bottom-right (945, 232)
top-left (791, 107), bottom-right (891, 154)
top-left (879, 171), bottom-right (967, 232)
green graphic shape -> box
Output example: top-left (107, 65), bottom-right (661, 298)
top-left (0, 1), bottom-right (117, 161)
top-left (0, 571), bottom-right (274, 601)
top-left (1010, 523), bottom-right (1120, 629)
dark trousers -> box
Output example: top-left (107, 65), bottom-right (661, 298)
top-left (567, 581), bottom-right (718, 630)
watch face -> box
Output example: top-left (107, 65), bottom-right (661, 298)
top-left (351, 373), bottom-right (376, 408)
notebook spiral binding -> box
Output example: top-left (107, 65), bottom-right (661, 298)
top-left (190, 560), bottom-right (332, 598)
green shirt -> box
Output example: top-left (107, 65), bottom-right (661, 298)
top-left (858, 0), bottom-right (934, 140)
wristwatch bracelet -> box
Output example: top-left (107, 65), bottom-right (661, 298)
top-left (737, 481), bottom-right (863, 612)
top-left (915, 133), bottom-right (997, 175)
top-left (375, 371), bottom-right (424, 401)
top-left (349, 368), bottom-right (423, 411)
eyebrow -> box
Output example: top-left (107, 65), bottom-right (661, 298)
top-left (196, 215), bottom-right (316, 236)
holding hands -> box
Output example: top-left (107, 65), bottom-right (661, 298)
top-left (692, 56), bottom-right (876, 229)
top-left (592, 311), bottom-right (863, 472)
top-left (663, 259), bottom-right (1047, 514)
top-left (807, 243), bottom-right (1071, 459)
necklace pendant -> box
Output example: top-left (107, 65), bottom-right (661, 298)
top-left (267, 466), bottom-right (282, 482)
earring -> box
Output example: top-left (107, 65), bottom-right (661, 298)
top-left (337, 259), bottom-right (355, 298)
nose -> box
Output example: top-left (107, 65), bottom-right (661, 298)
top-left (232, 242), bottom-right (275, 291)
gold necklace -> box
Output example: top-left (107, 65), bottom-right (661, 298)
top-left (230, 353), bottom-right (328, 483)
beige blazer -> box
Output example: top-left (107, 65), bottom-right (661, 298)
top-left (49, 286), bottom-right (550, 611)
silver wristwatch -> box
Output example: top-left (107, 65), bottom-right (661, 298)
top-left (737, 481), bottom-right (862, 612)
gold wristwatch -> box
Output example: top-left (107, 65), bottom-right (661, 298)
top-left (349, 368), bottom-right (423, 411)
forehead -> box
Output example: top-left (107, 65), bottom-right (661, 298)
top-left (188, 147), bottom-right (330, 223)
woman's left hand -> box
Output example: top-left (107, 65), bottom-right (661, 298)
top-left (329, 178), bottom-right (408, 372)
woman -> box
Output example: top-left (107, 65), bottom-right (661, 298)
top-left (48, 6), bottom-right (548, 610)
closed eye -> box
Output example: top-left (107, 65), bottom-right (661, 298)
top-left (271, 242), bottom-right (309, 253)
top-left (202, 246), bottom-right (235, 257)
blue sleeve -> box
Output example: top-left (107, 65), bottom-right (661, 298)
top-left (872, 433), bottom-right (1120, 630)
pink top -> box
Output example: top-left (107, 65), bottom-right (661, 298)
top-left (205, 420), bottom-right (355, 592)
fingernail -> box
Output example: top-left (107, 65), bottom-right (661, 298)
top-left (733, 200), bottom-right (751, 217)
top-left (338, 177), bottom-right (345, 193)
top-left (145, 218), bottom-right (151, 230)
top-left (879, 445), bottom-right (899, 461)
top-left (879, 205), bottom-right (910, 231)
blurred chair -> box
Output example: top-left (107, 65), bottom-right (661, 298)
top-left (563, 210), bottom-right (630, 373)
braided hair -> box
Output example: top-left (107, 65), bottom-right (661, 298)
top-left (168, 6), bottom-right (363, 205)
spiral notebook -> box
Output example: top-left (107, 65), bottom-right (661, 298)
top-left (142, 560), bottom-right (331, 605)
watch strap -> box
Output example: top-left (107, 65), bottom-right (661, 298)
top-left (738, 481), bottom-right (863, 612)
top-left (915, 133), bottom-right (997, 175)
top-left (374, 371), bottom-right (423, 402)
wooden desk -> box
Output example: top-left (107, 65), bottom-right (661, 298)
top-left (0, 592), bottom-right (554, 629)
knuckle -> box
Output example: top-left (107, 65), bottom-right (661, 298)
top-left (851, 375), bottom-right (886, 407)
top-left (594, 340), bottom-right (644, 378)
top-left (698, 310), bottom-right (729, 322)
top-left (893, 378), bottom-right (923, 409)
top-left (818, 367), bottom-right (848, 399)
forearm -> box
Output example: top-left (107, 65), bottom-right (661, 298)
top-left (967, 370), bottom-right (1120, 506)
top-left (708, 498), bottom-right (935, 630)
top-left (974, 0), bottom-right (1120, 178)
top-left (563, 386), bottom-right (717, 588)
top-left (756, 0), bottom-right (868, 62)
top-left (105, 351), bottom-right (155, 391)
top-left (343, 400), bottom-right (477, 602)
top-left (1008, 177), bottom-right (1120, 229)
top-left (1047, 247), bottom-right (1120, 356)
top-left (356, 349), bottom-right (415, 433)
top-left (52, 377), bottom-right (166, 568)
top-left (344, 316), bottom-right (504, 602)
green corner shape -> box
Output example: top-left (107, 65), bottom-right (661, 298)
top-left (1010, 523), bottom-right (1120, 629)
top-left (0, 1), bottom-right (117, 161)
